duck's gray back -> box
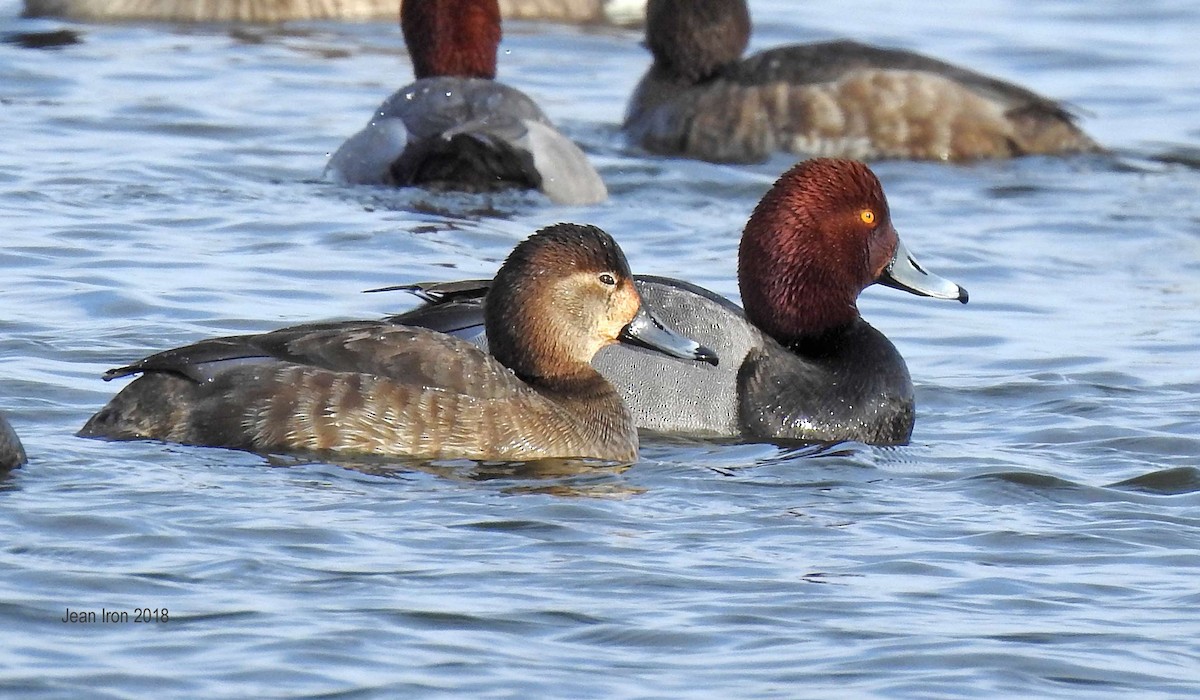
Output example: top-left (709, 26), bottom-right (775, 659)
top-left (592, 277), bottom-right (762, 437)
top-left (389, 276), bottom-right (761, 437)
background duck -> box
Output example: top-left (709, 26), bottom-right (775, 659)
top-left (624, 0), bottom-right (1101, 163)
top-left (22, 0), bottom-right (647, 24)
top-left (0, 413), bottom-right (26, 470)
top-left (78, 224), bottom-right (715, 463)
top-left (326, 0), bottom-right (608, 204)
top-left (387, 159), bottom-right (968, 445)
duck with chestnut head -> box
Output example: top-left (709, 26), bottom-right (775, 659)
top-left (327, 0), bottom-right (608, 205)
top-left (387, 159), bottom-right (968, 445)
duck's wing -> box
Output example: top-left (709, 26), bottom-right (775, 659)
top-left (390, 81), bottom-right (606, 204)
top-left (103, 321), bottom-right (521, 400)
top-left (101, 320), bottom-right (375, 382)
top-left (83, 321), bottom-right (608, 458)
top-left (378, 280), bottom-right (492, 344)
top-left (519, 120), bottom-right (608, 204)
top-left (733, 40), bottom-right (1078, 120)
top-left (325, 113), bottom-right (412, 186)
top-left (386, 275), bottom-right (747, 344)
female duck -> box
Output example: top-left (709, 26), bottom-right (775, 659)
top-left (78, 224), bottom-right (715, 462)
top-left (625, 0), bottom-right (1100, 163)
top-left (388, 159), bottom-right (967, 445)
top-left (23, 0), bottom-right (645, 24)
top-left (326, 0), bottom-right (608, 205)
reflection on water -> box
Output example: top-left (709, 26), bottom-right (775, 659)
top-left (1, 27), bottom-right (81, 48)
top-left (1, 0), bottom-right (1199, 697)
top-left (300, 452), bottom-right (641, 498)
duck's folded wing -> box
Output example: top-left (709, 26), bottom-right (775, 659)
top-left (734, 40), bottom-right (1076, 119)
top-left (397, 80), bottom-right (604, 203)
top-left (101, 321), bottom-right (374, 381)
top-left (326, 78), bottom-right (524, 185)
top-left (522, 120), bottom-right (608, 204)
top-left (387, 79), bottom-right (550, 138)
top-left (104, 322), bottom-right (522, 401)
top-left (379, 280), bottom-right (492, 343)
top-left (325, 117), bottom-right (412, 185)
top-left (391, 279), bottom-right (493, 303)
top-left (277, 324), bottom-right (524, 399)
top-left (329, 78), bottom-right (605, 202)
top-left (400, 114), bottom-right (606, 204)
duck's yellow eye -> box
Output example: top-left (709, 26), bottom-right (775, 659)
top-left (859, 209), bottom-right (876, 225)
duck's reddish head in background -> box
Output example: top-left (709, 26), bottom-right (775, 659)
top-left (402, 0), bottom-right (501, 80)
top-left (328, 0), bottom-right (607, 203)
top-left (739, 159), bottom-right (967, 344)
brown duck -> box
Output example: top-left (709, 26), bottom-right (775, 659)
top-left (79, 224), bottom-right (716, 462)
top-left (625, 0), bottom-right (1101, 163)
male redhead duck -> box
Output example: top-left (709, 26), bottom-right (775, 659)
top-left (624, 0), bottom-right (1100, 163)
top-left (0, 413), bottom-right (27, 470)
top-left (79, 224), bottom-right (716, 462)
top-left (386, 159), bottom-right (967, 445)
top-left (23, 0), bottom-right (646, 24)
top-left (326, 0), bottom-right (608, 205)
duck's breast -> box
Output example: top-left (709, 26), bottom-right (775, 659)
top-left (737, 318), bottom-right (916, 444)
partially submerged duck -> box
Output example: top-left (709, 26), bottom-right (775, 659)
top-left (387, 159), bottom-right (968, 445)
top-left (79, 223), bottom-right (716, 462)
top-left (326, 0), bottom-right (608, 205)
top-left (0, 412), bottom-right (26, 470)
top-left (624, 0), bottom-right (1100, 163)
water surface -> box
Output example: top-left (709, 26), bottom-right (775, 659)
top-left (1, 0), bottom-right (1199, 696)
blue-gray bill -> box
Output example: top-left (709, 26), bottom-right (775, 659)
top-left (620, 306), bottom-right (719, 366)
top-left (879, 239), bottom-right (969, 303)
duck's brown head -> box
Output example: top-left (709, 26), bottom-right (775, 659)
top-left (645, 0), bottom-right (751, 84)
top-left (487, 223), bottom-right (716, 384)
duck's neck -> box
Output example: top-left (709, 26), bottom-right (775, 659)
top-left (530, 368), bottom-right (637, 454)
top-left (402, 0), bottom-right (500, 80)
top-left (739, 242), bottom-right (864, 344)
top-left (747, 278), bottom-right (861, 343)
top-left (524, 365), bottom-right (618, 406)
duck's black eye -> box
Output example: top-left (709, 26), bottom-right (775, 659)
top-left (599, 272), bottom-right (617, 286)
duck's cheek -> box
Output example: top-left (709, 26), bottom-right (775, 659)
top-left (606, 286), bottom-right (642, 330)
top-left (867, 224), bottom-right (900, 280)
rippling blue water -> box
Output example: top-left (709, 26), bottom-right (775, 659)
top-left (2, 0), bottom-right (1199, 696)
